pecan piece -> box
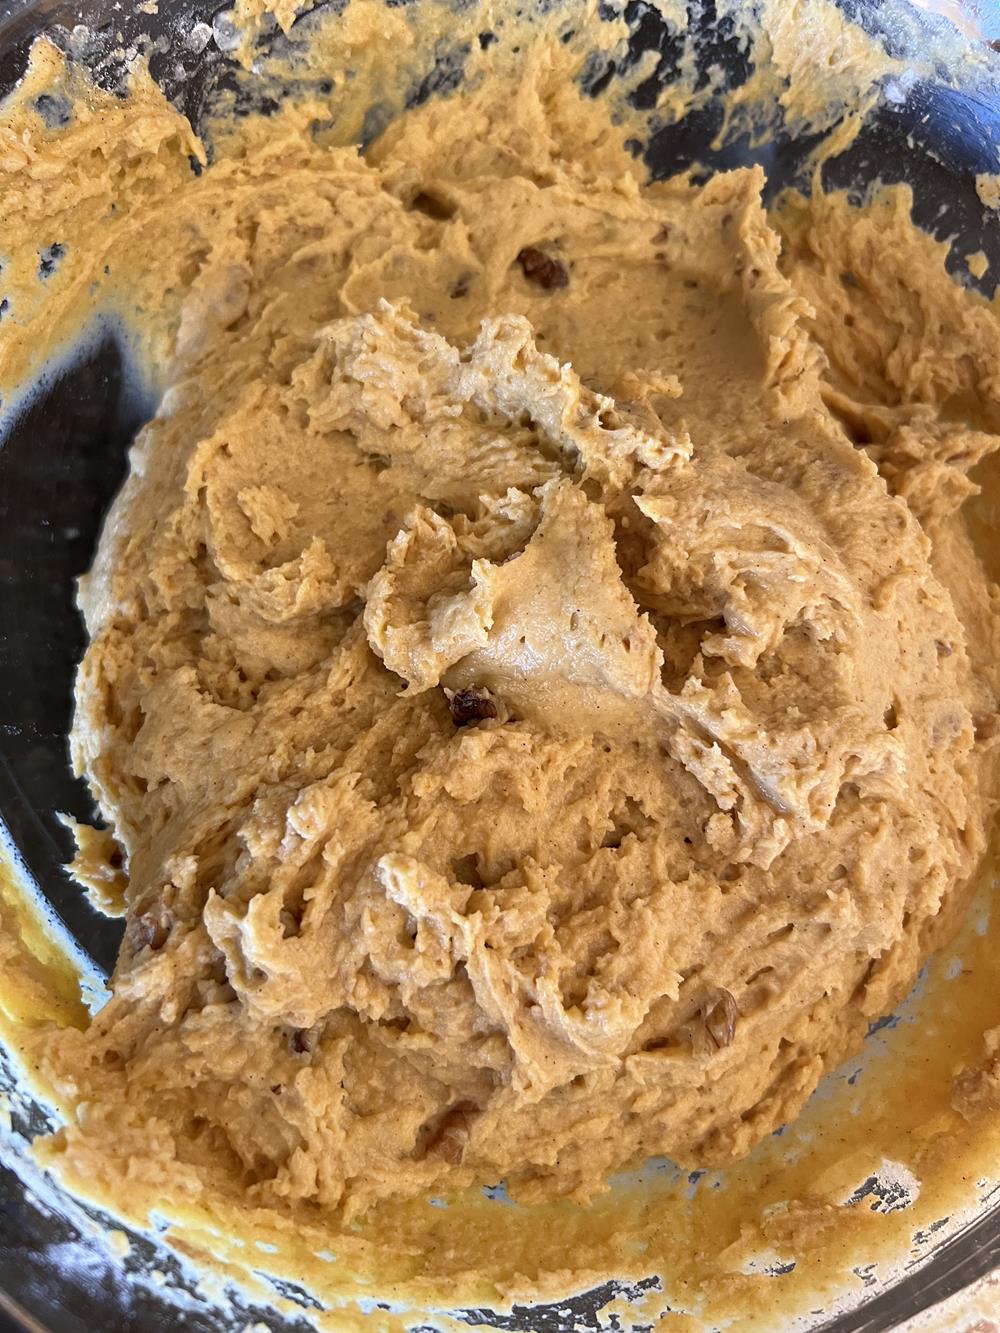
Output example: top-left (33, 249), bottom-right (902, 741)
top-left (448, 688), bottom-right (498, 726)
top-left (124, 906), bottom-right (172, 956)
top-left (416, 1100), bottom-right (478, 1164)
top-left (703, 987), bottom-right (739, 1049)
top-left (974, 712), bottom-right (1000, 742)
top-left (686, 987), bottom-right (740, 1056)
top-left (516, 246), bottom-right (568, 290)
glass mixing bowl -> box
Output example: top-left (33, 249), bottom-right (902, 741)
top-left (0, 1), bottom-right (999, 1328)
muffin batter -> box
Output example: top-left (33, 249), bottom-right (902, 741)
top-left (4, 2), bottom-right (1000, 1291)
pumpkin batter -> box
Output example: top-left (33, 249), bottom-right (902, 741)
top-left (2, 2), bottom-right (1000, 1308)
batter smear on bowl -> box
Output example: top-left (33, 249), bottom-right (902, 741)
top-left (3, 8), bottom-right (1000, 1300)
